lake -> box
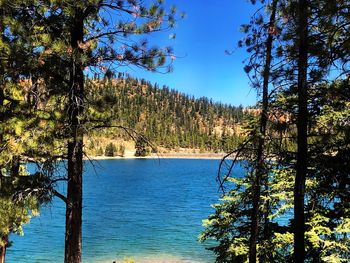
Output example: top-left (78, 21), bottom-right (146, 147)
top-left (7, 159), bottom-right (244, 263)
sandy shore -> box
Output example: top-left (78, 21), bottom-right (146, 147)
top-left (106, 255), bottom-right (206, 263)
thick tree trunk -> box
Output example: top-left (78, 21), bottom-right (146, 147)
top-left (0, 78), bottom-right (4, 263)
top-left (0, 88), bottom-right (3, 182)
top-left (294, 0), bottom-right (308, 262)
top-left (0, 235), bottom-right (8, 263)
top-left (11, 156), bottom-right (20, 176)
top-left (0, 245), bottom-right (5, 263)
top-left (64, 17), bottom-right (84, 263)
top-left (248, 1), bottom-right (277, 262)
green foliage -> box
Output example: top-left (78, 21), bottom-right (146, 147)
top-left (105, 143), bottom-right (117, 157)
top-left (96, 147), bottom-right (104, 156)
top-left (134, 136), bottom-right (148, 157)
top-left (202, 80), bottom-right (350, 262)
top-left (85, 77), bottom-right (245, 153)
top-left (118, 144), bottom-right (126, 157)
top-left (0, 197), bottom-right (39, 245)
top-left (200, 175), bottom-right (252, 263)
top-left (0, 1), bottom-right (184, 261)
top-left (202, 0), bottom-right (350, 261)
top-left (0, 1), bottom-right (60, 255)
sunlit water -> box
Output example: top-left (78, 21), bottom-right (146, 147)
top-left (7, 159), bottom-right (244, 263)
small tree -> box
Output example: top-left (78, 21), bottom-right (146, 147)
top-left (118, 144), bottom-right (126, 157)
top-left (96, 147), bottom-right (104, 156)
top-left (105, 142), bottom-right (116, 157)
top-left (135, 136), bottom-right (148, 157)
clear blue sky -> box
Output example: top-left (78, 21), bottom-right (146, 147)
top-left (124, 0), bottom-right (258, 107)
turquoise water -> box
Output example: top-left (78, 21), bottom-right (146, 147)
top-left (7, 159), bottom-right (244, 263)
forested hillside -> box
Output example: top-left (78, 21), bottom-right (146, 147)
top-left (3, 1), bottom-right (349, 263)
top-left (85, 76), bottom-right (246, 156)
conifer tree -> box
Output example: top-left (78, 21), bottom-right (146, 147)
top-left (2, 1), bottom-right (181, 262)
top-left (248, 1), bottom-right (277, 261)
top-left (294, 0), bottom-right (308, 260)
top-left (0, 3), bottom-right (62, 261)
top-left (202, 1), bottom-right (350, 262)
top-left (13, 1), bottom-right (180, 262)
top-left (201, 1), bottom-right (283, 261)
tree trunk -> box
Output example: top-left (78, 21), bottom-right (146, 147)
top-left (294, 0), bottom-right (308, 262)
top-left (0, 88), bottom-right (3, 183)
top-left (0, 235), bottom-right (8, 263)
top-left (248, 1), bottom-right (277, 262)
top-left (0, 71), bottom-right (5, 263)
top-left (64, 16), bottom-right (84, 263)
top-left (0, 245), bottom-right (5, 263)
top-left (11, 156), bottom-right (20, 176)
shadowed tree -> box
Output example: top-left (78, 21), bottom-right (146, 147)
top-left (294, 0), bottom-right (309, 261)
top-left (248, 1), bottom-right (278, 262)
top-left (202, 0), bottom-right (350, 262)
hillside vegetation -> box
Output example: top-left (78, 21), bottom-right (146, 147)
top-left (85, 76), bottom-right (247, 156)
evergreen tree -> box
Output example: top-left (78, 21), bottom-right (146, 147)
top-left (0, 3), bottom-right (62, 261)
top-left (105, 142), bottom-right (117, 157)
top-left (294, 0), bottom-right (309, 260)
top-left (85, 76), bottom-right (245, 154)
top-left (248, 1), bottom-right (277, 261)
top-left (2, 1), bottom-right (182, 262)
top-left (135, 136), bottom-right (148, 157)
top-left (202, 1), bottom-right (350, 262)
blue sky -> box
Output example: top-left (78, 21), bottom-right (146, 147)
top-left (124, 0), bottom-right (259, 106)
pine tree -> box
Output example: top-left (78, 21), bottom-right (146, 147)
top-left (248, 1), bottom-right (278, 261)
top-left (105, 143), bottom-right (116, 157)
top-left (294, 0), bottom-right (309, 260)
top-left (0, 3), bottom-right (61, 261)
top-left (135, 136), bottom-right (148, 157)
top-left (2, 1), bottom-right (182, 262)
top-left (41, 2), bottom-right (180, 262)
top-left (202, 1), bottom-right (350, 262)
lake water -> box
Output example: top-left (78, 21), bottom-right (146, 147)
top-left (7, 159), bottom-right (244, 263)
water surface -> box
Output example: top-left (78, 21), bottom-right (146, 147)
top-left (7, 159), bottom-right (244, 262)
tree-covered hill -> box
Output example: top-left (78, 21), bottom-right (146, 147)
top-left (85, 75), bottom-right (247, 156)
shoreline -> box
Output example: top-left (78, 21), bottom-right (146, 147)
top-left (104, 254), bottom-right (207, 263)
top-left (86, 152), bottom-right (226, 160)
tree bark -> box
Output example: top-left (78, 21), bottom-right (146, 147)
top-left (294, 0), bottom-right (308, 262)
top-left (11, 156), bottom-right (20, 176)
top-left (64, 16), bottom-right (84, 263)
top-left (0, 88), bottom-right (3, 183)
top-left (0, 245), bottom-right (5, 263)
top-left (0, 235), bottom-right (8, 263)
top-left (248, 1), bottom-right (277, 262)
